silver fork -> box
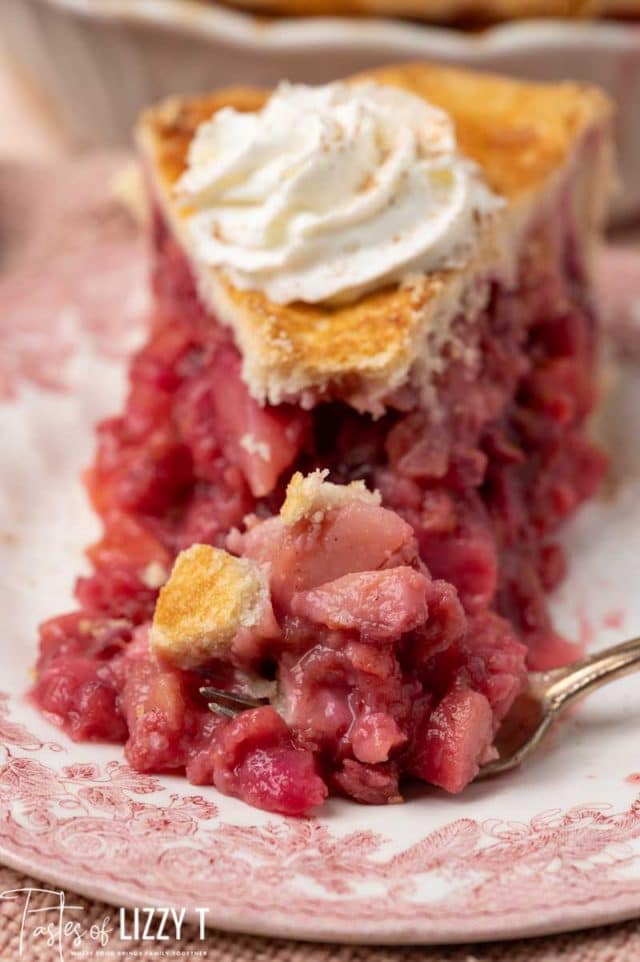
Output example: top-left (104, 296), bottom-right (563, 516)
top-left (199, 686), bottom-right (266, 719)
top-left (478, 633), bottom-right (640, 778)
top-left (200, 633), bottom-right (640, 778)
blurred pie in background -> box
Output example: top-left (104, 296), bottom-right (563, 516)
top-left (215, 0), bottom-right (639, 19)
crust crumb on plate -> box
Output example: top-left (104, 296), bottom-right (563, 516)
top-left (151, 544), bottom-right (272, 668)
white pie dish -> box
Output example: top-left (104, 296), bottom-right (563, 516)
top-left (2, 0), bottom-right (640, 222)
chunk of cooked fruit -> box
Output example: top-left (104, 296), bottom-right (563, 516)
top-left (32, 655), bottom-right (127, 742)
top-left (208, 349), bottom-right (309, 498)
top-left (212, 706), bottom-right (328, 816)
top-left (332, 758), bottom-right (401, 804)
top-left (408, 687), bottom-right (495, 793)
top-left (231, 472), bottom-right (420, 610)
top-left (151, 543), bottom-right (279, 668)
top-left (291, 567), bottom-right (430, 641)
top-left (122, 643), bottom-right (190, 772)
top-left (350, 712), bottom-right (407, 764)
top-left (418, 610), bottom-right (528, 724)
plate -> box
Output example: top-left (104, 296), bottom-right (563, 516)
top-left (2, 242), bottom-right (640, 945)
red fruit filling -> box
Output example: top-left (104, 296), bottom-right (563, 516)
top-left (31, 206), bottom-right (606, 816)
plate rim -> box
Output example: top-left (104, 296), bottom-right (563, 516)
top-left (2, 833), bottom-right (640, 945)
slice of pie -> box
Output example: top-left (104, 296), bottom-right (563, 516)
top-left (33, 63), bottom-right (613, 816)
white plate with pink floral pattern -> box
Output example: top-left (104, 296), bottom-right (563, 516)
top-left (2, 184), bottom-right (640, 943)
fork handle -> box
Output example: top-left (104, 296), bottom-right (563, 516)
top-left (540, 634), bottom-right (640, 710)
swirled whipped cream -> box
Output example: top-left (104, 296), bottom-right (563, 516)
top-left (176, 81), bottom-right (503, 305)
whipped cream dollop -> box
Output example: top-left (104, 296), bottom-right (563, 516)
top-left (176, 81), bottom-right (503, 305)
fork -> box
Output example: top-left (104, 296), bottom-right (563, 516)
top-left (199, 633), bottom-right (640, 778)
top-left (199, 686), bottom-right (267, 719)
top-left (478, 633), bottom-right (640, 778)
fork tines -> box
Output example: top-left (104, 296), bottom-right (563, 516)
top-left (199, 686), bottom-right (266, 718)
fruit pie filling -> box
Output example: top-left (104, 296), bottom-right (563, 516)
top-left (32, 208), bottom-right (606, 816)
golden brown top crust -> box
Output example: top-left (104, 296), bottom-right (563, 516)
top-left (280, 470), bottom-right (381, 525)
top-left (600, 0), bottom-right (640, 13)
top-left (150, 544), bottom-right (270, 669)
top-left (138, 63), bottom-right (611, 409)
top-left (141, 64), bottom-right (609, 209)
top-left (215, 0), bottom-right (611, 19)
